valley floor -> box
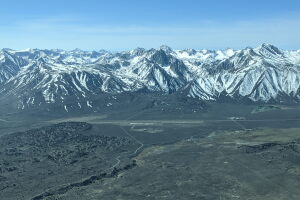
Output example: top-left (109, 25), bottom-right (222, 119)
top-left (1, 103), bottom-right (300, 200)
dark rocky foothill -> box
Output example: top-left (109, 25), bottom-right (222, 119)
top-left (0, 122), bottom-right (139, 200)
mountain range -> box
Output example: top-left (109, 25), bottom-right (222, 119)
top-left (0, 44), bottom-right (299, 112)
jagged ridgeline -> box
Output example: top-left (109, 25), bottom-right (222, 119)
top-left (0, 44), bottom-right (300, 112)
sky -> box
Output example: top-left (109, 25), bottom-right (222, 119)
top-left (1, 0), bottom-right (300, 50)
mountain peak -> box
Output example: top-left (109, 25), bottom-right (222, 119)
top-left (1, 48), bottom-right (14, 52)
top-left (159, 45), bottom-right (173, 53)
top-left (71, 48), bottom-right (84, 53)
top-left (258, 43), bottom-right (282, 55)
top-left (260, 43), bottom-right (275, 47)
top-left (183, 48), bottom-right (197, 55)
top-left (131, 47), bottom-right (146, 56)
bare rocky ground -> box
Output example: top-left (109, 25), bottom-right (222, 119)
top-left (1, 102), bottom-right (300, 200)
top-left (0, 122), bottom-right (139, 200)
top-left (51, 127), bottom-right (300, 200)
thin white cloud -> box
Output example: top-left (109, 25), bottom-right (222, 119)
top-left (1, 16), bottom-right (300, 50)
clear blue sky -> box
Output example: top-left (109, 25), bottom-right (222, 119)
top-left (1, 0), bottom-right (300, 50)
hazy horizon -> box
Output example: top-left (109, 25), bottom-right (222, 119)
top-left (2, 43), bottom-right (300, 52)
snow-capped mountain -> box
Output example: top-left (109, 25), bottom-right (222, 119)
top-left (0, 44), bottom-right (299, 111)
top-left (0, 49), bottom-right (28, 84)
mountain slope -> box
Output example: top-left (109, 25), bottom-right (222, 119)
top-left (0, 44), bottom-right (299, 112)
top-left (187, 45), bottom-right (300, 102)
